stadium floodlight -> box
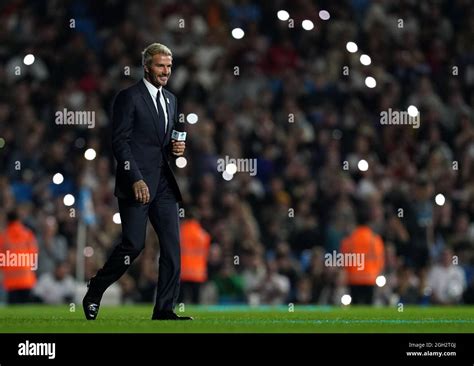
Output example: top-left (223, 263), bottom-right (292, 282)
top-left (231, 28), bottom-right (245, 39)
top-left (23, 54), bottom-right (35, 65)
top-left (84, 148), bottom-right (96, 161)
top-left (435, 193), bottom-right (446, 206)
top-left (358, 159), bottom-right (369, 171)
top-left (225, 163), bottom-right (237, 175)
top-left (302, 20), bottom-right (314, 31)
top-left (341, 294), bottom-right (352, 305)
top-left (360, 54), bottom-right (371, 66)
top-left (365, 76), bottom-right (376, 88)
top-left (176, 157), bottom-right (187, 168)
top-left (222, 171), bottom-right (233, 181)
top-left (53, 173), bottom-right (64, 184)
top-left (63, 194), bottom-right (75, 206)
top-left (83, 246), bottom-right (94, 257)
top-left (319, 10), bottom-right (330, 20)
top-left (112, 213), bottom-right (121, 224)
top-left (346, 41), bottom-right (358, 53)
top-left (277, 10), bottom-right (290, 21)
top-left (186, 113), bottom-right (198, 124)
top-left (376, 275), bottom-right (387, 287)
top-left (407, 105), bottom-right (419, 117)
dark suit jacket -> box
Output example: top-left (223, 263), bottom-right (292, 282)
top-left (111, 80), bottom-right (183, 202)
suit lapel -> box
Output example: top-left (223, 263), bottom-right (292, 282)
top-left (162, 89), bottom-right (174, 143)
top-left (138, 80), bottom-right (164, 146)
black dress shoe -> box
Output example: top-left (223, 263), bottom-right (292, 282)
top-left (152, 311), bottom-right (193, 320)
top-left (83, 280), bottom-right (102, 320)
top-left (82, 298), bottom-right (100, 320)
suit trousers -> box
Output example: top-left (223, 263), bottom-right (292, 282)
top-left (89, 171), bottom-right (181, 313)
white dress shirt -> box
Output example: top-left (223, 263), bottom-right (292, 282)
top-left (143, 77), bottom-right (168, 132)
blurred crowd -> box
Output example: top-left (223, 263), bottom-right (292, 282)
top-left (0, 0), bottom-right (473, 306)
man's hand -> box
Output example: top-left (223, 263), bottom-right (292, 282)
top-left (132, 180), bottom-right (150, 204)
top-left (171, 140), bottom-right (185, 156)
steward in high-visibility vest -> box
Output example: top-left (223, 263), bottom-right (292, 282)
top-left (0, 213), bottom-right (38, 303)
top-left (340, 205), bottom-right (384, 304)
top-left (341, 227), bottom-right (385, 285)
top-left (180, 219), bottom-right (210, 283)
top-left (179, 218), bottom-right (210, 304)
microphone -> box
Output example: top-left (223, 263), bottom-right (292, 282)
top-left (171, 122), bottom-right (186, 158)
top-left (171, 129), bottom-right (186, 141)
top-left (171, 117), bottom-right (186, 141)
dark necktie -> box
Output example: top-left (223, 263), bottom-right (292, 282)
top-left (156, 89), bottom-right (166, 140)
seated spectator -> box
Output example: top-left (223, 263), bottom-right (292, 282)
top-left (37, 215), bottom-right (68, 276)
top-left (33, 262), bottom-right (75, 304)
top-left (213, 261), bottom-right (245, 304)
top-left (427, 248), bottom-right (466, 305)
top-left (246, 259), bottom-right (290, 305)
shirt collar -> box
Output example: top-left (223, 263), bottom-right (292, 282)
top-left (143, 77), bottom-right (162, 98)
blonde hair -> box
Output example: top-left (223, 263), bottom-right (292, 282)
top-left (142, 43), bottom-right (172, 66)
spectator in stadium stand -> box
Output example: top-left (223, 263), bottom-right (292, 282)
top-left (427, 248), bottom-right (466, 305)
top-left (32, 261), bottom-right (76, 304)
top-left (0, 211), bottom-right (38, 304)
top-left (36, 215), bottom-right (68, 277)
top-left (340, 204), bottom-right (385, 305)
top-left (245, 258), bottom-right (290, 305)
top-left (178, 210), bottom-right (211, 304)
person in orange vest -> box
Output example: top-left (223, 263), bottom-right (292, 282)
top-left (178, 211), bottom-right (211, 304)
top-left (340, 204), bottom-right (385, 304)
top-left (0, 211), bottom-right (38, 304)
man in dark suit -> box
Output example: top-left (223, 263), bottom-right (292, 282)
top-left (83, 43), bottom-right (192, 320)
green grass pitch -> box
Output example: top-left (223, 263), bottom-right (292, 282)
top-left (0, 305), bottom-right (473, 333)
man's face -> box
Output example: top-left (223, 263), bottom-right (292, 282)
top-left (146, 53), bottom-right (172, 87)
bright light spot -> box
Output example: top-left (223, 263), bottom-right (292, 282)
top-left (360, 54), bottom-right (371, 66)
top-left (231, 28), bottom-right (245, 40)
top-left (84, 148), bottom-right (96, 161)
top-left (23, 54), bottom-right (35, 65)
top-left (365, 76), bottom-right (377, 88)
top-left (186, 113), bottom-right (198, 124)
top-left (302, 20), bottom-right (314, 31)
top-left (176, 157), bottom-right (187, 168)
top-left (435, 193), bottom-right (445, 206)
top-left (407, 105), bottom-right (419, 117)
top-left (346, 42), bottom-right (358, 53)
top-left (63, 194), bottom-right (75, 206)
top-left (52, 173), bottom-right (64, 185)
top-left (376, 275), bottom-right (387, 287)
top-left (277, 10), bottom-right (290, 21)
top-left (225, 163), bottom-right (237, 175)
top-left (358, 159), bottom-right (369, 171)
top-left (222, 171), bottom-right (233, 181)
top-left (83, 246), bottom-right (94, 257)
top-left (0, 137), bottom-right (5, 148)
top-left (341, 294), bottom-right (352, 305)
top-left (112, 213), bottom-right (121, 224)
top-left (319, 10), bottom-right (330, 20)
